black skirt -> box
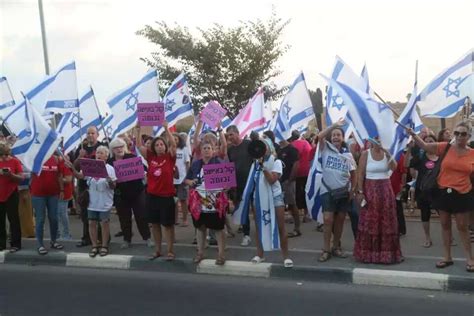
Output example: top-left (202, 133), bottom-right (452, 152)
top-left (432, 188), bottom-right (474, 213)
top-left (192, 212), bottom-right (225, 230)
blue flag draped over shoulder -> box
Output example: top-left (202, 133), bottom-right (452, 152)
top-left (305, 145), bottom-right (324, 223)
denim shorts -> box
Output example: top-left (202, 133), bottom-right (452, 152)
top-left (273, 194), bottom-right (285, 208)
top-left (88, 210), bottom-right (111, 222)
top-left (321, 192), bottom-right (350, 213)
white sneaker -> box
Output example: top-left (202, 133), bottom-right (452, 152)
top-left (146, 239), bottom-right (155, 248)
top-left (120, 241), bottom-right (130, 249)
top-left (240, 235), bottom-right (251, 246)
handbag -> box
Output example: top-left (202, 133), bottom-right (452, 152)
top-left (322, 178), bottom-right (350, 201)
top-left (419, 144), bottom-right (451, 199)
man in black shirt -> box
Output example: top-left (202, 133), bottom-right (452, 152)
top-left (227, 125), bottom-right (254, 246)
top-left (278, 138), bottom-right (301, 237)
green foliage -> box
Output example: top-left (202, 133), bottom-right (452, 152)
top-left (136, 11), bottom-right (290, 117)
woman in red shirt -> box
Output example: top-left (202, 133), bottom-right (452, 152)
top-left (139, 121), bottom-right (177, 261)
top-left (0, 143), bottom-right (24, 252)
top-left (30, 154), bottom-right (65, 255)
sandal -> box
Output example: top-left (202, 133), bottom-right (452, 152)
top-left (318, 250), bottom-right (331, 262)
top-left (89, 247), bottom-right (99, 258)
top-left (193, 254), bottom-right (205, 264)
top-left (50, 241), bottom-right (64, 250)
top-left (287, 230), bottom-right (302, 238)
top-left (422, 240), bottom-right (433, 248)
top-left (99, 247), bottom-right (109, 257)
top-left (165, 252), bottom-right (175, 261)
top-left (215, 257), bottom-right (226, 265)
top-left (251, 256), bottom-right (265, 264)
top-left (435, 260), bottom-right (454, 269)
top-left (283, 258), bottom-right (294, 268)
top-left (149, 251), bottom-right (161, 261)
top-left (466, 264), bottom-right (474, 273)
top-left (37, 246), bottom-right (48, 255)
top-left (332, 247), bottom-right (348, 258)
top-left (9, 247), bottom-right (20, 253)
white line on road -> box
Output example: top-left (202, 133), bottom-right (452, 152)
top-left (352, 268), bottom-right (449, 291)
top-left (66, 253), bottom-right (133, 269)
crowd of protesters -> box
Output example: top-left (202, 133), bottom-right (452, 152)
top-left (0, 116), bottom-right (474, 272)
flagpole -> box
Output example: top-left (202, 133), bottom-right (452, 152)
top-left (90, 86), bottom-right (110, 141)
top-left (77, 98), bottom-right (84, 150)
top-left (38, 0), bottom-right (50, 75)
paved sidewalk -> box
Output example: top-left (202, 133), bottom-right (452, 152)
top-left (2, 211), bottom-right (473, 293)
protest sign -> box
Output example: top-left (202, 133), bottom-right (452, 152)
top-left (79, 158), bottom-right (108, 178)
top-left (203, 162), bottom-right (236, 190)
top-left (113, 157), bottom-right (145, 183)
top-left (137, 102), bottom-right (164, 126)
top-left (200, 101), bottom-right (227, 129)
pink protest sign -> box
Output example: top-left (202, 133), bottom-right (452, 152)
top-left (79, 158), bottom-right (108, 178)
top-left (203, 162), bottom-right (236, 190)
top-left (137, 102), bottom-right (165, 126)
top-left (113, 157), bottom-right (145, 183)
top-left (200, 101), bottom-right (227, 129)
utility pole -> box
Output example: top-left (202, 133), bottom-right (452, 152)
top-left (38, 0), bottom-right (50, 75)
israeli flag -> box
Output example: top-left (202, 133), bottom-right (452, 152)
top-left (273, 72), bottom-right (314, 142)
top-left (0, 77), bottom-right (16, 119)
top-left (101, 111), bottom-right (118, 141)
top-left (417, 49), bottom-right (474, 118)
top-left (322, 75), bottom-right (396, 148)
top-left (305, 145), bottom-right (323, 223)
top-left (325, 57), bottom-right (366, 144)
top-left (57, 87), bottom-right (103, 154)
top-left (390, 68), bottom-right (424, 160)
top-left (107, 70), bottom-right (159, 138)
top-left (25, 61), bottom-right (79, 114)
top-left (6, 97), bottom-right (61, 174)
top-left (153, 73), bottom-right (194, 135)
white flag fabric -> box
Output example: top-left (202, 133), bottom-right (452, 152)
top-left (0, 77), bottom-right (16, 119)
top-left (107, 70), bottom-right (159, 138)
top-left (322, 75), bottom-right (396, 148)
top-left (229, 88), bottom-right (266, 138)
top-left (273, 73), bottom-right (314, 142)
top-left (6, 97), bottom-right (61, 174)
top-left (57, 87), bottom-right (103, 154)
top-left (153, 73), bottom-right (194, 135)
top-left (417, 49), bottom-right (474, 118)
top-left (390, 84), bottom-right (424, 160)
top-left (25, 61), bottom-right (79, 114)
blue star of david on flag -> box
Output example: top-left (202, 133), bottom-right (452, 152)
top-left (165, 98), bottom-right (175, 112)
top-left (378, 103), bottom-right (389, 113)
top-left (262, 209), bottom-right (271, 225)
top-left (125, 92), bottom-right (139, 111)
top-left (282, 101), bottom-right (291, 120)
top-left (69, 112), bottom-right (83, 129)
top-left (105, 126), bottom-right (113, 137)
top-left (331, 94), bottom-right (345, 111)
top-left (443, 77), bottom-right (462, 98)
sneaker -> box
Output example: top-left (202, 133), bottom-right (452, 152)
top-left (146, 239), bottom-right (155, 248)
top-left (240, 235), bottom-right (251, 246)
top-left (120, 241), bottom-right (131, 249)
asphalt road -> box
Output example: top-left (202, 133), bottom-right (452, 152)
top-left (0, 265), bottom-right (473, 316)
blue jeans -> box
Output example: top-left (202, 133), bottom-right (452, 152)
top-left (32, 196), bottom-right (59, 247)
top-left (57, 199), bottom-right (72, 239)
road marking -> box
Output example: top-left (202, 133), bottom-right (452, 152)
top-left (66, 253), bottom-right (132, 269)
top-left (353, 268), bottom-right (449, 291)
top-left (197, 259), bottom-right (271, 278)
top-left (0, 251), bottom-right (5, 263)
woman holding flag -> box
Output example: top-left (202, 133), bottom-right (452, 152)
top-left (317, 119), bottom-right (357, 262)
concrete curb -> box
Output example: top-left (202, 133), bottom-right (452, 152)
top-left (1, 250), bottom-right (473, 293)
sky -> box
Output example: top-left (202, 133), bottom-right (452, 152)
top-left (1, 0), bottom-right (473, 114)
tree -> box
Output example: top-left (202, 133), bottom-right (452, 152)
top-left (136, 11), bottom-right (290, 117)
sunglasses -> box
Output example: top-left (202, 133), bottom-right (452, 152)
top-left (453, 131), bottom-right (469, 137)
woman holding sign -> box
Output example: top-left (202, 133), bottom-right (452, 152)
top-left (184, 141), bottom-right (229, 265)
top-left (67, 146), bottom-right (117, 257)
top-left (109, 138), bottom-right (152, 249)
top-left (138, 121), bottom-right (177, 261)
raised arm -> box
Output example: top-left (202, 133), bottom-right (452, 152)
top-left (217, 122), bottom-right (227, 158)
top-left (406, 128), bottom-right (438, 155)
top-left (318, 118), bottom-right (345, 149)
top-left (163, 121), bottom-right (177, 157)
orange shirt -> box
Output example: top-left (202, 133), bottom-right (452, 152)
top-left (437, 142), bottom-right (474, 193)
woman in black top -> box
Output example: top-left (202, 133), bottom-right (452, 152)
top-left (109, 138), bottom-right (152, 248)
